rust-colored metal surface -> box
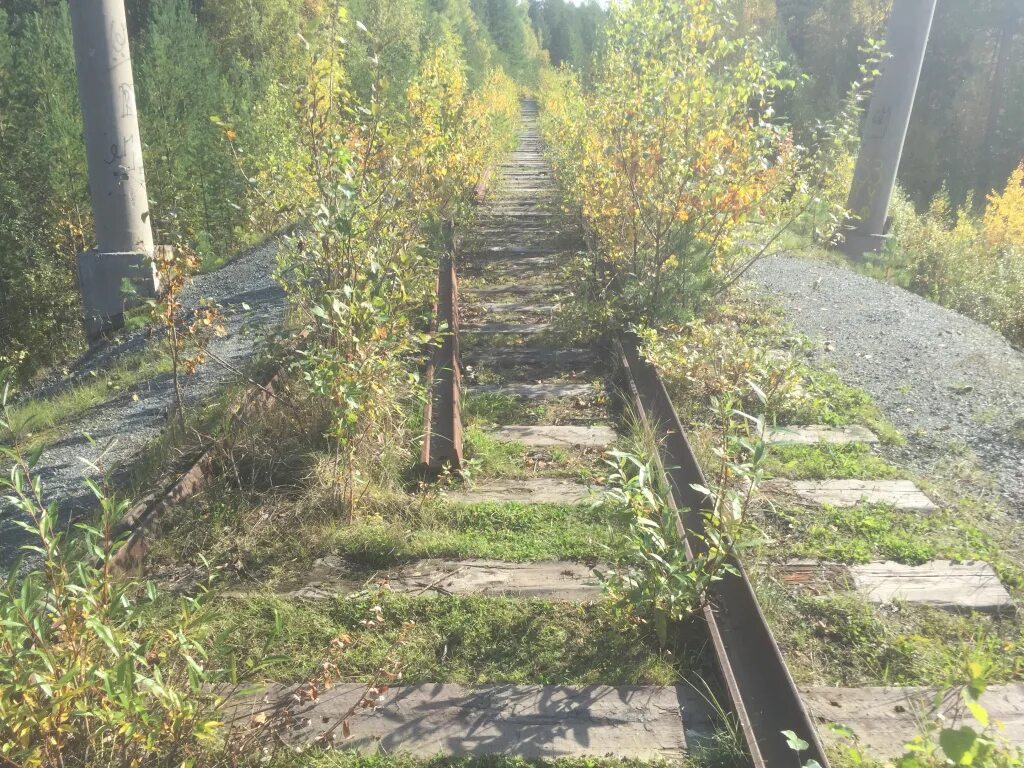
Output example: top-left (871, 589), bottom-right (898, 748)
top-left (615, 337), bottom-right (829, 768)
top-left (112, 239), bottom-right (466, 571)
top-left (421, 250), bottom-right (464, 473)
top-left (109, 358), bottom-right (298, 573)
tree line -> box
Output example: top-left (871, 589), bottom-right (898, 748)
top-left (0, 0), bottom-right (539, 381)
top-left (742, 0), bottom-right (1024, 209)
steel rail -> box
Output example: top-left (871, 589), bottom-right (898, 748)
top-left (114, 228), bottom-right (466, 571)
top-left (118, 244), bottom-right (470, 568)
top-left (108, 330), bottom-right (310, 572)
top-left (425, 118), bottom-right (824, 765)
top-left (614, 335), bottom-right (829, 768)
top-left (419, 248), bottom-right (464, 474)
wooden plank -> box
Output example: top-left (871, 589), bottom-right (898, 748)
top-left (478, 245), bottom-right (563, 255)
top-left (280, 558), bottom-right (602, 601)
top-left (227, 683), bottom-right (706, 758)
top-left (766, 425), bottom-right (878, 445)
top-left (488, 425), bottom-right (616, 448)
top-left (448, 478), bottom-right (594, 505)
top-left (789, 480), bottom-right (937, 511)
top-left (804, 684), bottom-right (1024, 759)
top-left (462, 285), bottom-right (565, 299)
top-left (851, 560), bottom-right (1012, 613)
top-left (463, 323), bottom-right (551, 335)
top-left (468, 382), bottom-right (596, 401)
top-left (479, 301), bottom-right (557, 315)
top-left (779, 559), bottom-right (1013, 613)
top-left (467, 348), bottom-right (596, 371)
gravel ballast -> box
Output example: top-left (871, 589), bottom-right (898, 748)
top-left (1, 237), bottom-right (288, 568)
top-left (748, 254), bottom-right (1024, 512)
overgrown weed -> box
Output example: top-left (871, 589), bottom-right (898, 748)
top-left (207, 591), bottom-right (681, 686)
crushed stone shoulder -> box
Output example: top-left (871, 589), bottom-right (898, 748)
top-left (747, 254), bottom-right (1024, 511)
top-left (1, 236), bottom-right (288, 569)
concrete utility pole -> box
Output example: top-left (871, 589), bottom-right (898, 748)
top-left (70, 0), bottom-right (159, 340)
top-left (841, 0), bottom-right (938, 258)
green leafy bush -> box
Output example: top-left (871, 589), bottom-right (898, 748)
top-left (539, 0), bottom-right (849, 333)
top-left (600, 429), bottom-right (765, 645)
top-left (875, 180), bottom-right (1024, 347)
top-left (273, 14), bottom-right (519, 498)
top-left (0, 389), bottom-right (224, 766)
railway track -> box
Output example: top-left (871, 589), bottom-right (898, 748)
top-left (424, 100), bottom-right (828, 766)
top-left (421, 101), bottom-right (1023, 763)
top-left (108, 101), bottom-right (1023, 764)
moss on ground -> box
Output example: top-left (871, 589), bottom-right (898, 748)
top-left (757, 577), bottom-right (1024, 688)
top-left (464, 389), bottom-right (607, 428)
top-left (463, 425), bottom-right (609, 482)
top-left (760, 443), bottom-right (901, 481)
top-left (150, 493), bottom-right (624, 585)
top-left (210, 591), bottom-right (681, 686)
top-left (760, 500), bottom-right (1008, 568)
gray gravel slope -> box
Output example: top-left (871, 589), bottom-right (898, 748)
top-left (748, 255), bottom-right (1024, 512)
top-left (1, 238), bottom-right (287, 568)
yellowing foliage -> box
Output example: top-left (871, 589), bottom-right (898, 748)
top-left (276, 16), bottom-right (521, 488)
top-left (888, 185), bottom-right (1024, 346)
top-left (983, 161), bottom-right (1024, 250)
top-left (404, 38), bottom-right (519, 226)
top-left (540, 0), bottom-right (835, 330)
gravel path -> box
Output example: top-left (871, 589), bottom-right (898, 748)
top-left (748, 255), bottom-right (1024, 512)
top-left (1, 238), bottom-right (287, 568)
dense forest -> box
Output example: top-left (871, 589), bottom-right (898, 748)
top-left (2, 0), bottom-right (1024, 380)
top-left (0, 0), bottom-right (540, 379)
top-left (529, 0), bottom-right (605, 75)
top-left (743, 0), bottom-right (1024, 209)
top-left (531, 0), bottom-right (1024, 210)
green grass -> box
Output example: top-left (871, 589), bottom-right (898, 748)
top-left (464, 392), bottom-right (538, 425)
top-left (761, 443), bottom-right (902, 481)
top-left (335, 500), bottom-right (624, 567)
top-left (758, 580), bottom-right (1024, 687)
top-left (461, 328), bottom-right (567, 352)
top-left (210, 591), bottom-right (680, 685)
top-left (776, 367), bottom-right (903, 445)
top-left (2, 345), bottom-right (172, 449)
top-left (464, 426), bottom-right (529, 477)
top-left (763, 501), bottom-right (1003, 566)
top-left (151, 494), bottom-right (623, 584)
top-left (651, 297), bottom-right (903, 445)
top-left (463, 427), bottom-right (605, 482)
top-left (463, 389), bottom-right (607, 431)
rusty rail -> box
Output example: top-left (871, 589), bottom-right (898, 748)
top-left (420, 248), bottom-right (464, 473)
top-left (114, 226), bottom-right (468, 570)
top-left (107, 331), bottom-right (309, 572)
top-left (615, 336), bottom-right (829, 768)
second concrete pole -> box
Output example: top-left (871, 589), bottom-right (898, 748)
top-left (842, 0), bottom-right (938, 258)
